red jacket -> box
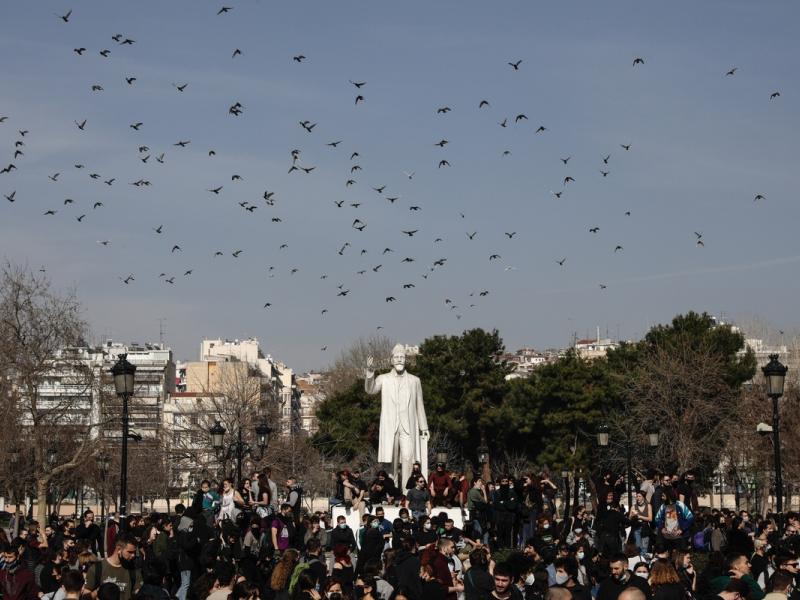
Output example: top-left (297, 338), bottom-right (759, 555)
top-left (0, 567), bottom-right (40, 600)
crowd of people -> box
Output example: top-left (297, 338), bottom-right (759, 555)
top-left (1, 464), bottom-right (799, 600)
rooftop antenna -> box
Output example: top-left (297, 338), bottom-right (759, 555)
top-left (158, 318), bottom-right (166, 345)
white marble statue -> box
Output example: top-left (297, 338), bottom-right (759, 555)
top-left (365, 344), bottom-right (429, 486)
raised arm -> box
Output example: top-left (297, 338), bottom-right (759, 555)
top-left (364, 356), bottom-right (382, 394)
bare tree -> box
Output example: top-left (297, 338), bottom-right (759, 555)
top-left (626, 340), bottom-right (740, 474)
top-left (0, 263), bottom-right (103, 525)
top-left (322, 334), bottom-right (395, 397)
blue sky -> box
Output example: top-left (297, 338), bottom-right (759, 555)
top-left (1, 1), bottom-right (799, 370)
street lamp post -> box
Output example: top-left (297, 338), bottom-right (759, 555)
top-left (110, 353), bottom-right (136, 524)
top-left (762, 354), bottom-right (788, 531)
top-left (209, 419), bottom-right (271, 483)
top-left (597, 424), bottom-right (659, 509)
top-left (561, 469), bottom-right (571, 518)
top-left (477, 441), bottom-right (490, 483)
top-left (95, 451), bottom-right (110, 556)
top-left (10, 448), bottom-right (20, 538)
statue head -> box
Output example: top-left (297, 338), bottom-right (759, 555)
top-left (391, 344), bottom-right (406, 373)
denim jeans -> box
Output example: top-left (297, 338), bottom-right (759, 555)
top-left (177, 570), bottom-right (191, 600)
top-left (633, 528), bottom-right (650, 554)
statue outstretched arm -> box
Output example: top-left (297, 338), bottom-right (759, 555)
top-left (364, 355), bottom-right (381, 394)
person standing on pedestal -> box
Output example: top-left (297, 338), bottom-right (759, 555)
top-left (365, 345), bottom-right (429, 488)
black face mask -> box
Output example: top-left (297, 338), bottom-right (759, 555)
top-left (119, 556), bottom-right (136, 570)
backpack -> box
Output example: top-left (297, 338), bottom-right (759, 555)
top-left (288, 557), bottom-right (319, 595)
top-left (692, 530), bottom-right (707, 551)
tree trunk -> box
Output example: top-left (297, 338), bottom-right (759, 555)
top-left (36, 477), bottom-right (49, 526)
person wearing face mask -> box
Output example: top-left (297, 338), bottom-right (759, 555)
top-left (406, 462), bottom-right (426, 491)
top-left (597, 553), bottom-right (651, 600)
top-left (677, 473), bottom-right (700, 514)
top-left (0, 540), bottom-right (39, 600)
top-left (84, 535), bottom-right (142, 600)
top-left (551, 557), bottom-right (591, 600)
top-left (392, 508), bottom-right (414, 550)
top-left (633, 563), bottom-right (651, 581)
top-left (493, 477), bottom-right (520, 550)
top-left (414, 516), bottom-right (438, 547)
top-left (357, 517), bottom-right (384, 577)
top-left (330, 516), bottom-right (356, 553)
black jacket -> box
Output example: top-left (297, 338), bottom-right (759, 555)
top-left (390, 550), bottom-right (422, 600)
top-left (330, 525), bottom-right (357, 551)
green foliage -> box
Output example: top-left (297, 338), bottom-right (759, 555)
top-left (312, 313), bottom-right (757, 474)
top-left (413, 328), bottom-right (514, 451)
top-left (505, 350), bottom-right (612, 471)
top-left (639, 311), bottom-right (756, 388)
top-left (310, 379), bottom-right (380, 460)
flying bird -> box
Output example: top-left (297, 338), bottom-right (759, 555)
top-left (632, 57), bottom-right (645, 66)
top-left (349, 80), bottom-right (367, 88)
top-left (437, 106), bottom-right (451, 114)
top-left (438, 160), bottom-right (450, 168)
top-left (217, 6), bottom-right (233, 15)
top-left (479, 100), bottom-right (490, 108)
top-left (57, 10), bottom-right (73, 22)
top-left (725, 67), bottom-right (738, 76)
top-left (293, 55), bottom-right (306, 62)
top-left (770, 91), bottom-right (781, 100)
top-left (508, 59), bottom-right (522, 70)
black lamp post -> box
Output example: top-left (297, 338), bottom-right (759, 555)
top-left (95, 451), bottom-right (110, 556)
top-left (110, 353), bottom-right (136, 522)
top-left (209, 418), bottom-right (271, 483)
top-left (477, 442), bottom-right (490, 483)
top-left (597, 424), bottom-right (659, 509)
top-left (762, 354), bottom-right (788, 530)
top-left (561, 469), bottom-right (571, 518)
top-left (10, 448), bottom-right (20, 538)
top-left (596, 425), bottom-right (610, 447)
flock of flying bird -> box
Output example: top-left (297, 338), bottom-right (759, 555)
top-left (0, 5), bottom-right (786, 353)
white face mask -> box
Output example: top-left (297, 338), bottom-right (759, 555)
top-left (525, 574), bottom-right (535, 586)
top-left (577, 552), bottom-right (585, 560)
top-left (636, 572), bottom-right (648, 579)
top-left (555, 573), bottom-right (569, 585)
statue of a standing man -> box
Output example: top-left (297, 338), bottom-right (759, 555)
top-left (365, 345), bottom-right (429, 486)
